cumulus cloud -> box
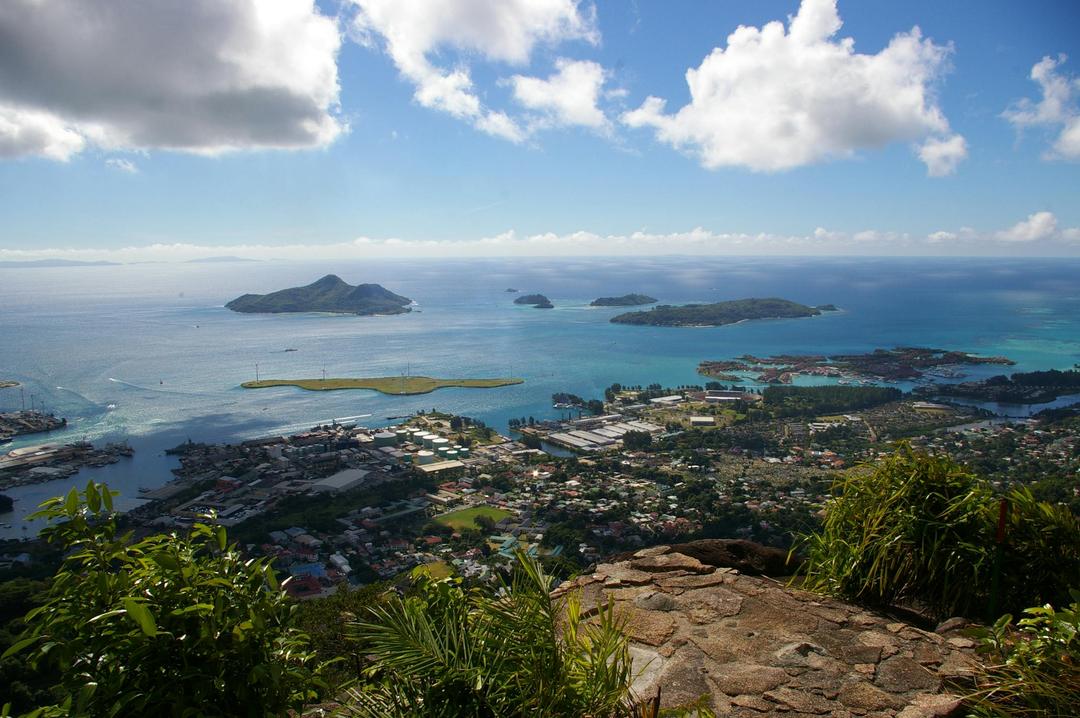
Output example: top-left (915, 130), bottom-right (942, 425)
top-left (1003, 54), bottom-right (1080, 160)
top-left (621, 0), bottom-right (963, 174)
top-left (0, 0), bottom-right (344, 161)
top-left (105, 158), bottom-right (138, 174)
top-left (349, 0), bottom-right (597, 141)
top-left (511, 59), bottom-right (610, 131)
top-left (994, 211), bottom-right (1059, 242)
top-left (918, 134), bottom-right (968, 177)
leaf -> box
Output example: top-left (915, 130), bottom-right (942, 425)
top-left (1, 635), bottom-right (40, 659)
top-left (102, 486), bottom-right (114, 512)
top-left (86, 481), bottom-right (101, 513)
top-left (124, 598), bottom-right (158, 637)
top-left (65, 487), bottom-right (80, 516)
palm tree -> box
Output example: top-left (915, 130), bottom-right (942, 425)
top-left (339, 554), bottom-right (637, 717)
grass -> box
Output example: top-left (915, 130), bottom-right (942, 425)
top-left (434, 506), bottom-right (513, 531)
top-left (240, 376), bottom-right (523, 395)
top-left (411, 561), bottom-right (453, 580)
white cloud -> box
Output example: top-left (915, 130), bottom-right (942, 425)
top-left (511, 59), bottom-right (610, 131)
top-left (0, 105), bottom-right (85, 160)
top-left (918, 134), bottom-right (967, 177)
top-left (349, 0), bottom-right (597, 140)
top-left (105, 158), bottom-right (138, 174)
top-left (621, 0), bottom-right (963, 174)
top-left (0, 0), bottom-right (343, 161)
top-left (1004, 54), bottom-right (1080, 160)
top-left (995, 211), bottom-right (1059, 242)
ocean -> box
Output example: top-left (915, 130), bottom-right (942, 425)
top-left (2, 256), bottom-right (1080, 537)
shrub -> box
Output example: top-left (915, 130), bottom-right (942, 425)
top-left (966, 590), bottom-right (1080, 717)
top-left (342, 554), bottom-right (638, 717)
top-left (2, 482), bottom-right (325, 718)
top-left (794, 444), bottom-right (1080, 620)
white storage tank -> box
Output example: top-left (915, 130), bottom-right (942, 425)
top-left (417, 450), bottom-right (435, 465)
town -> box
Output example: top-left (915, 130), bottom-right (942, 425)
top-left (33, 379), bottom-right (1062, 602)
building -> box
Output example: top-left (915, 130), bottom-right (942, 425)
top-left (311, 468), bottom-right (369, 493)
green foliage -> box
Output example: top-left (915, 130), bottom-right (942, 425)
top-left (342, 554), bottom-right (638, 717)
top-left (622, 430), bottom-right (653, 451)
top-left (965, 590), bottom-right (1080, 718)
top-left (4, 481), bottom-right (325, 717)
top-left (295, 582), bottom-right (390, 689)
top-left (762, 384), bottom-right (902, 417)
top-left (794, 444), bottom-right (1080, 620)
top-left (610, 297), bottom-right (819, 327)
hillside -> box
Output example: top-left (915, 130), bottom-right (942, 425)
top-left (225, 274), bottom-right (412, 315)
top-left (514, 293), bottom-right (554, 308)
top-left (611, 298), bottom-right (821, 327)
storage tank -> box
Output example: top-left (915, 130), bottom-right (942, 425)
top-left (417, 450), bottom-right (435, 465)
top-left (431, 437), bottom-right (449, 451)
top-left (457, 447), bottom-right (470, 458)
top-left (422, 434), bottom-right (437, 449)
top-left (444, 450), bottom-right (458, 461)
top-left (394, 429), bottom-right (410, 442)
top-left (373, 431), bottom-right (397, 447)
top-left (437, 446), bottom-right (451, 458)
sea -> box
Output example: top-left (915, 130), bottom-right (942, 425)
top-left (2, 256), bottom-right (1080, 537)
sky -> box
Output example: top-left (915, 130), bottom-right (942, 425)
top-left (1, 0), bottom-right (1079, 260)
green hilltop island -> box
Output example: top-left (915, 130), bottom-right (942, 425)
top-left (611, 297), bottom-right (824, 327)
top-left (590, 293), bottom-right (658, 307)
top-left (225, 274), bottom-right (412, 315)
top-left (513, 293), bottom-right (554, 308)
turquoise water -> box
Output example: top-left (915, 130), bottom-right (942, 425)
top-left (2, 256), bottom-right (1079, 536)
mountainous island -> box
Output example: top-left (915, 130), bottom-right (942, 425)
top-left (514, 294), bottom-right (554, 309)
top-left (590, 293), bottom-right (658, 307)
top-left (225, 275), bottom-right (412, 315)
top-left (611, 297), bottom-right (821, 327)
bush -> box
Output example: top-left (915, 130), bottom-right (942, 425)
top-left (2, 482), bottom-right (325, 718)
top-left (342, 554), bottom-right (638, 717)
top-left (794, 444), bottom-right (1080, 620)
top-left (966, 590), bottom-right (1080, 717)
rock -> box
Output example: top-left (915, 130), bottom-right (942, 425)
top-left (635, 591), bottom-right (678, 612)
top-left (774, 641), bottom-right (828, 666)
top-left (838, 682), bottom-right (904, 712)
top-left (875, 656), bottom-right (941, 693)
top-left (631, 552), bottom-right (713, 574)
top-left (763, 687), bottom-right (840, 714)
top-left (622, 608), bottom-right (677, 646)
top-left (677, 586), bottom-right (745, 624)
top-left (895, 693), bottom-right (963, 718)
top-left (669, 539), bottom-right (800, 575)
top-left (732, 694), bottom-right (775, 712)
top-left (634, 545), bottom-right (672, 558)
top-left (934, 617), bottom-right (970, 634)
top-left (713, 665), bottom-right (792, 695)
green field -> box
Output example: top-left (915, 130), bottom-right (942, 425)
top-left (240, 375), bottom-right (523, 395)
top-left (434, 506), bottom-right (513, 531)
top-left (411, 561), bottom-right (453, 580)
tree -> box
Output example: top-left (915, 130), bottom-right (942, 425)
top-left (3, 482), bottom-right (325, 718)
top-left (341, 554), bottom-right (637, 717)
top-left (621, 430), bottom-right (652, 451)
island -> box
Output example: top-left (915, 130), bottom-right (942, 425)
top-left (225, 275), bottom-right (412, 315)
top-left (241, 376), bottom-right (524, 395)
top-left (513, 294), bottom-right (554, 309)
top-left (505, 288), bottom-right (518, 293)
top-left (611, 298), bottom-right (821, 327)
top-left (0, 380), bottom-right (18, 390)
top-left (915, 368), bottom-right (1080, 405)
top-left (590, 294), bottom-right (658, 307)
top-left (699, 347), bottom-right (1016, 385)
top-left (816, 304), bottom-right (839, 312)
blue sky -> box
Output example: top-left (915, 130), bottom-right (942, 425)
top-left (1, 0), bottom-right (1079, 259)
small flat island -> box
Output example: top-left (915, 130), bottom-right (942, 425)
top-left (514, 294), bottom-right (554, 309)
top-left (590, 293), bottom-right (658, 307)
top-left (226, 274), bottom-right (412, 315)
top-left (241, 376), bottom-right (524, 395)
top-left (0, 380), bottom-right (18, 390)
top-left (611, 297), bottom-right (821, 327)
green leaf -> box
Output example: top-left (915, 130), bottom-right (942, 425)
top-left (124, 598), bottom-right (158, 637)
top-left (216, 526), bottom-right (227, 552)
top-left (64, 487), bottom-right (80, 516)
top-left (1, 635), bottom-right (40, 659)
top-left (86, 480), bottom-right (101, 513)
top-left (102, 486), bottom-right (114, 511)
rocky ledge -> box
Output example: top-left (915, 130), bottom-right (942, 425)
top-left (553, 542), bottom-right (980, 718)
